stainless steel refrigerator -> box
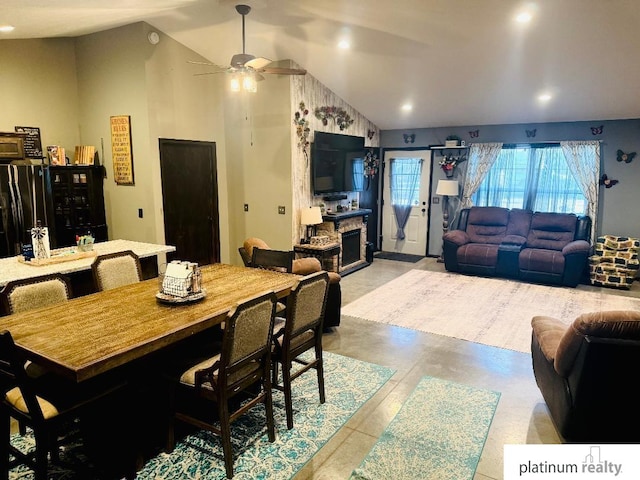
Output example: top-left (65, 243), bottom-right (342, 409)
top-left (0, 164), bottom-right (48, 258)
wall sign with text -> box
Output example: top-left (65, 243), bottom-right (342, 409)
top-left (110, 115), bottom-right (135, 185)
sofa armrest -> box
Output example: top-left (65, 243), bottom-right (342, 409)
top-left (531, 315), bottom-right (568, 365)
top-left (562, 240), bottom-right (590, 256)
top-left (443, 229), bottom-right (470, 246)
top-left (502, 234), bottom-right (526, 246)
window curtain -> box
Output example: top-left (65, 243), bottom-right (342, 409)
top-left (461, 142), bottom-right (503, 208)
top-left (390, 158), bottom-right (422, 240)
top-left (560, 140), bottom-right (600, 241)
top-left (352, 158), bottom-right (364, 191)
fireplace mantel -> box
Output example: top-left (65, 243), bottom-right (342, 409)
top-left (318, 209), bottom-right (371, 275)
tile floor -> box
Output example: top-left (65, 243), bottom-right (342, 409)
top-left (295, 256), bottom-right (640, 480)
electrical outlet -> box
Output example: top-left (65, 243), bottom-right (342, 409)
top-left (244, 204), bottom-right (249, 212)
top-left (432, 197), bottom-right (440, 204)
top-left (278, 206), bottom-right (286, 214)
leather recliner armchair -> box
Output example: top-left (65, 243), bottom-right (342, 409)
top-left (531, 310), bottom-right (640, 442)
top-left (240, 237), bottom-right (342, 328)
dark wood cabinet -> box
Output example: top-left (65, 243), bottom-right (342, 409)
top-left (45, 166), bottom-right (107, 248)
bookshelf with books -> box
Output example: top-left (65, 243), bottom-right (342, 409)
top-left (45, 165), bottom-right (107, 248)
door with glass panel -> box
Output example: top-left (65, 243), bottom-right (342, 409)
top-left (381, 150), bottom-right (431, 255)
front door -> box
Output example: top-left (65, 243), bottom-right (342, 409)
top-left (159, 139), bottom-right (220, 266)
top-left (381, 149), bottom-right (431, 256)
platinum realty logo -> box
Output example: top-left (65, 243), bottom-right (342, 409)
top-left (504, 445), bottom-right (640, 479)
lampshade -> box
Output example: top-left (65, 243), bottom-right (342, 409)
top-left (300, 206), bottom-right (323, 225)
top-left (436, 179), bottom-right (459, 196)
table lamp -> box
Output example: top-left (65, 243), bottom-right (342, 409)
top-left (300, 206), bottom-right (323, 243)
top-left (436, 179), bottom-right (459, 261)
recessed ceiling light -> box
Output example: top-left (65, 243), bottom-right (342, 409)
top-left (401, 104), bottom-right (413, 111)
top-left (538, 93), bottom-right (552, 102)
top-left (0, 25), bottom-right (15, 33)
top-left (515, 12), bottom-right (532, 23)
top-left (337, 40), bottom-right (350, 50)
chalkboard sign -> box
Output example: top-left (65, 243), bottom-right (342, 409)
top-left (14, 126), bottom-right (43, 159)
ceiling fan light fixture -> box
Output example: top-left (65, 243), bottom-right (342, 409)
top-left (230, 74), bottom-right (241, 92)
top-left (242, 71), bottom-right (257, 93)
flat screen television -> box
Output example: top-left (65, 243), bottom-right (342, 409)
top-left (311, 131), bottom-right (365, 195)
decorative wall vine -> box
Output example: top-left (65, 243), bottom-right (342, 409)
top-left (314, 106), bottom-right (354, 130)
top-left (293, 102), bottom-right (310, 162)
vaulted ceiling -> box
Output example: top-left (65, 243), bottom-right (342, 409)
top-left (3, 0), bottom-right (639, 130)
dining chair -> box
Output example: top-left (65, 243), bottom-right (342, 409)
top-left (251, 247), bottom-right (294, 273)
top-left (91, 250), bottom-right (142, 291)
top-left (0, 273), bottom-right (73, 435)
top-left (165, 291), bottom-right (278, 479)
top-left (0, 274), bottom-right (71, 316)
top-left (271, 271), bottom-right (329, 429)
top-left (0, 330), bottom-right (126, 480)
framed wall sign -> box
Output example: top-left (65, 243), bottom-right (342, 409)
top-left (110, 115), bottom-right (135, 185)
top-left (14, 126), bottom-right (43, 160)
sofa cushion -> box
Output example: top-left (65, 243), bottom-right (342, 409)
top-left (506, 209), bottom-right (532, 237)
top-left (458, 243), bottom-right (500, 267)
top-left (519, 248), bottom-right (565, 274)
top-left (465, 207), bottom-right (509, 244)
top-left (526, 213), bottom-right (577, 250)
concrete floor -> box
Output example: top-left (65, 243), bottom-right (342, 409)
top-left (295, 256), bottom-right (640, 480)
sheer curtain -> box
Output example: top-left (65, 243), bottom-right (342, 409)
top-left (561, 141), bottom-right (600, 241)
top-left (461, 142), bottom-right (503, 208)
top-left (390, 158), bottom-right (422, 240)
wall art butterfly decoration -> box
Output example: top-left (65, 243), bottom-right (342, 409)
top-left (599, 174), bottom-right (619, 188)
top-left (526, 129), bottom-right (537, 138)
top-left (616, 150), bottom-right (636, 163)
top-left (469, 129), bottom-right (479, 138)
top-left (591, 125), bottom-right (604, 135)
top-left (403, 133), bottom-right (415, 144)
top-left (367, 129), bottom-right (376, 140)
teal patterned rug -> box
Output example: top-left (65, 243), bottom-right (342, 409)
top-left (350, 376), bottom-right (500, 480)
top-left (9, 352), bottom-right (395, 480)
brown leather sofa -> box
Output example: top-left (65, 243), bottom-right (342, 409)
top-left (240, 238), bottom-right (342, 328)
top-left (443, 207), bottom-right (592, 287)
top-left (531, 311), bottom-right (640, 441)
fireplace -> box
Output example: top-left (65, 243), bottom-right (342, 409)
top-left (317, 209), bottom-right (371, 275)
top-left (341, 229), bottom-right (361, 266)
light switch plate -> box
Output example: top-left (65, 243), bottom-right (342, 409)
top-left (432, 197), bottom-right (440, 204)
top-left (278, 206), bottom-right (286, 214)
top-left (244, 204), bottom-right (249, 212)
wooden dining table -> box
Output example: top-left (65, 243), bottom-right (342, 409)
top-left (0, 263), bottom-right (298, 383)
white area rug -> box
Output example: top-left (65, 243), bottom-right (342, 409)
top-left (342, 270), bottom-right (640, 353)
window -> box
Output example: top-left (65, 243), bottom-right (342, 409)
top-left (472, 145), bottom-right (587, 214)
top-left (390, 158), bottom-right (422, 206)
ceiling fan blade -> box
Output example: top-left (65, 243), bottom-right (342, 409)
top-left (193, 71), bottom-right (228, 76)
top-left (259, 67), bottom-right (307, 76)
top-left (187, 60), bottom-right (217, 66)
top-left (245, 57), bottom-right (272, 70)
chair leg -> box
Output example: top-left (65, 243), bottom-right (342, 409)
top-left (271, 359), bottom-right (280, 387)
top-left (263, 371), bottom-right (276, 443)
top-left (282, 361), bottom-right (294, 430)
top-left (316, 346), bottom-right (326, 404)
top-left (218, 401), bottom-right (234, 479)
top-left (33, 430), bottom-right (49, 480)
top-left (165, 387), bottom-right (176, 453)
top-left (0, 415), bottom-right (10, 480)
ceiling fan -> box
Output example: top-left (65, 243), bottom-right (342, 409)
top-left (189, 4), bottom-right (306, 82)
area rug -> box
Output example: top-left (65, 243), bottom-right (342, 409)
top-left (342, 269), bottom-right (640, 353)
top-left (9, 352), bottom-right (395, 480)
top-left (350, 376), bottom-right (500, 480)
top-left (373, 251), bottom-right (424, 263)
